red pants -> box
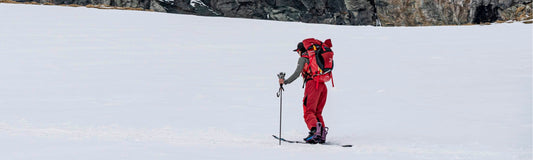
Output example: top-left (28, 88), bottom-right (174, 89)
top-left (303, 79), bottom-right (328, 130)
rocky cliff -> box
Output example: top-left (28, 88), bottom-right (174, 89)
top-left (12, 0), bottom-right (532, 26)
top-left (376, 0), bottom-right (532, 25)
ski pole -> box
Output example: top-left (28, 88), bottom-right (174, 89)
top-left (276, 72), bottom-right (285, 145)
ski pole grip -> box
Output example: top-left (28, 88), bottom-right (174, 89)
top-left (277, 72), bottom-right (286, 88)
top-left (277, 72), bottom-right (286, 79)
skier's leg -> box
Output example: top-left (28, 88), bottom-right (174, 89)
top-left (315, 83), bottom-right (328, 127)
top-left (303, 80), bottom-right (320, 130)
top-left (315, 83), bottom-right (329, 143)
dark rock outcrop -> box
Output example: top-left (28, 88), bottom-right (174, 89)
top-left (197, 0), bottom-right (376, 25)
top-left (12, 0), bottom-right (532, 26)
top-left (375, 0), bottom-right (532, 26)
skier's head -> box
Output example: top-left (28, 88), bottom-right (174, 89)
top-left (293, 42), bottom-right (306, 54)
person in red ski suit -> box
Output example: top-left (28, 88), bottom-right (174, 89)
top-left (278, 41), bottom-right (328, 144)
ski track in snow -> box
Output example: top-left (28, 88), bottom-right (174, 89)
top-left (0, 121), bottom-right (530, 159)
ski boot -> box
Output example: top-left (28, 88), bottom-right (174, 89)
top-left (317, 122), bottom-right (328, 144)
top-left (304, 122), bottom-right (324, 144)
top-left (304, 127), bottom-right (319, 144)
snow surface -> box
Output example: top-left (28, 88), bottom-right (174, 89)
top-left (0, 3), bottom-right (532, 160)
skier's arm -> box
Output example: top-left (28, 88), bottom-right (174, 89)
top-left (283, 57), bottom-right (307, 85)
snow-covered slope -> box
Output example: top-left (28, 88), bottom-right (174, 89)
top-left (0, 3), bottom-right (531, 160)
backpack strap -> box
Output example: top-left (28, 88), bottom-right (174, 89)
top-left (330, 72), bottom-right (335, 87)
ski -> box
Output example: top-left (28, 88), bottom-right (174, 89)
top-left (272, 135), bottom-right (353, 147)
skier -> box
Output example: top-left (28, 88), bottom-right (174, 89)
top-left (278, 39), bottom-right (333, 144)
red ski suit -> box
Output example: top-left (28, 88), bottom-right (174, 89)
top-left (283, 57), bottom-right (329, 130)
top-left (303, 79), bottom-right (328, 130)
top-left (285, 38), bottom-right (333, 131)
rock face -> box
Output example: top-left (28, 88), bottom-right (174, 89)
top-left (15, 0), bottom-right (532, 25)
top-left (375, 0), bottom-right (532, 26)
top-left (198, 0), bottom-right (377, 25)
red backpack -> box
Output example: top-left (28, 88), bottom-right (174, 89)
top-left (301, 38), bottom-right (334, 87)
